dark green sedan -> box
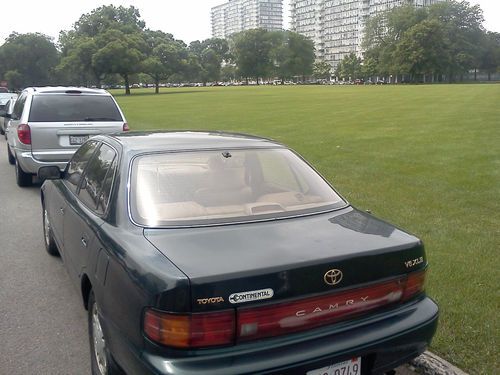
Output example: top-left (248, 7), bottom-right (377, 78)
top-left (39, 131), bottom-right (438, 375)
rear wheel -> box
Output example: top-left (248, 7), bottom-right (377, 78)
top-left (88, 291), bottom-right (123, 375)
top-left (0, 126), bottom-right (4, 135)
top-left (15, 159), bottom-right (32, 187)
top-left (42, 204), bottom-right (60, 256)
top-left (7, 144), bottom-right (15, 165)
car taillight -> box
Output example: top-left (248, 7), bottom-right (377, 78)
top-left (123, 123), bottom-right (130, 131)
top-left (144, 271), bottom-right (427, 348)
top-left (237, 279), bottom-right (404, 342)
top-left (18, 124), bottom-right (31, 145)
top-left (402, 269), bottom-right (426, 302)
top-left (143, 309), bottom-right (235, 348)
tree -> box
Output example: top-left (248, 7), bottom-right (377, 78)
top-left (362, 1), bottom-right (488, 83)
top-left (0, 33), bottom-right (60, 88)
top-left (313, 61), bottom-right (332, 80)
top-left (394, 19), bottom-right (448, 82)
top-left (427, 0), bottom-right (485, 81)
top-left (478, 32), bottom-right (500, 80)
top-left (335, 53), bottom-right (362, 80)
top-left (188, 38), bottom-right (230, 84)
top-left (232, 29), bottom-right (275, 84)
top-left (141, 30), bottom-right (185, 93)
top-left (271, 31), bottom-right (315, 82)
top-left (73, 5), bottom-right (145, 37)
top-left (57, 34), bottom-right (101, 86)
top-left (92, 29), bottom-right (147, 95)
top-left (59, 5), bottom-right (147, 93)
top-left (4, 70), bottom-right (23, 90)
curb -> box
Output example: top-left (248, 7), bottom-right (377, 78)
top-left (410, 351), bottom-right (469, 375)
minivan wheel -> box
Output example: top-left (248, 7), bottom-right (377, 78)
top-left (88, 291), bottom-right (123, 375)
top-left (15, 159), bottom-right (32, 187)
top-left (7, 145), bottom-right (15, 165)
top-left (42, 205), bottom-right (60, 256)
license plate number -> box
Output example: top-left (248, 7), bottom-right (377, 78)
top-left (69, 135), bottom-right (89, 145)
top-left (307, 357), bottom-right (361, 375)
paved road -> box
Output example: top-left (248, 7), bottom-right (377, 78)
top-left (0, 136), bottom-right (416, 375)
top-left (0, 137), bottom-right (89, 374)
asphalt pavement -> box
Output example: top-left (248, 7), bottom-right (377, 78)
top-left (0, 136), bottom-right (416, 375)
top-left (0, 137), bottom-right (89, 374)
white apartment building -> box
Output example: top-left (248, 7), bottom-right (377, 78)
top-left (291, 0), bottom-right (443, 69)
top-left (212, 0), bottom-right (284, 39)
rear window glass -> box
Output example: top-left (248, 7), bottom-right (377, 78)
top-left (130, 148), bottom-right (345, 227)
top-left (29, 95), bottom-right (122, 122)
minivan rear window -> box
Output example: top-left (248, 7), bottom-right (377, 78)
top-left (29, 95), bottom-right (123, 122)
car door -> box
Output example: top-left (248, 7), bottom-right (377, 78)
top-left (53, 140), bottom-right (100, 275)
top-left (63, 142), bottom-right (118, 282)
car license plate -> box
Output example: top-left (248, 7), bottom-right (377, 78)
top-left (69, 135), bottom-right (89, 145)
top-left (307, 357), bottom-right (361, 375)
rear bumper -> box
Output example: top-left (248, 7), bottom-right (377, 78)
top-left (108, 296), bottom-right (438, 375)
top-left (14, 150), bottom-right (70, 174)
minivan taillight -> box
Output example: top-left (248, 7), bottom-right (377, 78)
top-left (123, 123), bottom-right (130, 131)
top-left (18, 124), bottom-right (31, 145)
top-left (144, 309), bottom-right (235, 348)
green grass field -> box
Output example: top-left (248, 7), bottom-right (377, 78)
top-left (112, 84), bottom-right (499, 374)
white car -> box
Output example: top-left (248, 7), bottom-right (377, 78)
top-left (0, 96), bottom-right (17, 137)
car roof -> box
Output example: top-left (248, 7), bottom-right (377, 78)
top-left (101, 131), bottom-right (284, 153)
top-left (24, 87), bottom-right (109, 96)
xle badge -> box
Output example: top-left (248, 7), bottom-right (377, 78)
top-left (229, 288), bottom-right (274, 304)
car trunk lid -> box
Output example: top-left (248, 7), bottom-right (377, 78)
top-left (144, 207), bottom-right (426, 314)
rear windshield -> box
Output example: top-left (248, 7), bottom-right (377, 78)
top-left (130, 148), bottom-right (345, 227)
top-left (29, 95), bottom-right (123, 122)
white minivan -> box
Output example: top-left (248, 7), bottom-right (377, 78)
top-left (2, 87), bottom-right (128, 186)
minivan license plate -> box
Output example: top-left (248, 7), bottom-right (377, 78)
top-left (307, 357), bottom-right (361, 375)
top-left (69, 135), bottom-right (89, 145)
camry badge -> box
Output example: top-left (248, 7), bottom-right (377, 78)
top-left (324, 269), bottom-right (343, 286)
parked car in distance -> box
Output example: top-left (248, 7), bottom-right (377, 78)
top-left (39, 131), bottom-right (438, 375)
top-left (0, 95), bottom-right (17, 137)
top-left (2, 87), bottom-right (128, 187)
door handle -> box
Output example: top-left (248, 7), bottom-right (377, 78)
top-left (81, 237), bottom-right (88, 248)
top-left (60, 207), bottom-right (64, 214)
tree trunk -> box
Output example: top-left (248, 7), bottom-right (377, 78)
top-left (474, 69), bottom-right (477, 81)
top-left (256, 77), bottom-right (260, 85)
top-left (155, 78), bottom-right (159, 94)
top-left (124, 74), bottom-right (131, 95)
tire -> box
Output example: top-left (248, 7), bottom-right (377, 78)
top-left (7, 144), bottom-right (15, 165)
top-left (15, 159), bottom-right (32, 187)
top-left (0, 126), bottom-right (4, 135)
top-left (42, 204), bottom-right (60, 256)
top-left (88, 291), bottom-right (124, 375)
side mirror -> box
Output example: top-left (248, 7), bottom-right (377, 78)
top-left (38, 166), bottom-right (62, 181)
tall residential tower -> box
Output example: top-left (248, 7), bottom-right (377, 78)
top-left (290, 0), bottom-right (444, 69)
top-left (211, 0), bottom-right (284, 39)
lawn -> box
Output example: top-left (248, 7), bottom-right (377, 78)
top-left (113, 84), bottom-right (499, 374)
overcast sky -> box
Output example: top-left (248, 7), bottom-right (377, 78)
top-left (0, 0), bottom-right (498, 45)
